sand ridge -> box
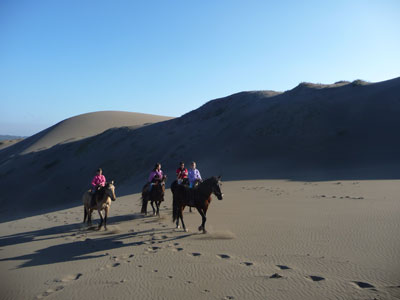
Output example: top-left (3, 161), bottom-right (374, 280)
top-left (1, 111), bottom-right (173, 155)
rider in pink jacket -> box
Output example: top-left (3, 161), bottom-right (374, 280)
top-left (91, 168), bottom-right (106, 193)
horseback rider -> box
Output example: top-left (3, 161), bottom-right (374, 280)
top-left (176, 161), bottom-right (188, 185)
top-left (141, 163), bottom-right (165, 215)
top-left (148, 163), bottom-right (164, 192)
top-left (188, 161), bottom-right (202, 188)
top-left (90, 168), bottom-right (106, 204)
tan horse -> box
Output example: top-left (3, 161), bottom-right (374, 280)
top-left (82, 181), bottom-right (116, 230)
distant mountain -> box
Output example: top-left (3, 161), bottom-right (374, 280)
top-left (1, 78), bottom-right (400, 219)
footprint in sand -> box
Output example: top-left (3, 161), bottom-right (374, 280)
top-left (276, 265), bottom-right (291, 270)
top-left (36, 286), bottom-right (64, 299)
top-left (217, 254), bottom-right (231, 259)
top-left (308, 275), bottom-right (325, 282)
top-left (240, 262), bottom-right (253, 266)
top-left (63, 273), bottom-right (82, 282)
top-left (53, 273), bottom-right (83, 283)
top-left (270, 273), bottom-right (283, 279)
top-left (112, 263), bottom-right (121, 267)
top-left (352, 281), bottom-right (375, 289)
top-left (172, 247), bottom-right (184, 252)
top-left (190, 252), bottom-right (201, 257)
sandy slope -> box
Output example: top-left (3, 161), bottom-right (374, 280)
top-left (2, 111), bottom-right (173, 155)
top-left (1, 179), bottom-right (399, 300)
top-left (1, 78), bottom-right (400, 220)
top-left (1, 78), bottom-right (400, 299)
top-left (0, 139), bottom-right (24, 150)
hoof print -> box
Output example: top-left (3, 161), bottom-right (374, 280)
top-left (353, 281), bottom-right (375, 289)
top-left (277, 265), bottom-right (290, 270)
top-left (309, 275), bottom-right (325, 282)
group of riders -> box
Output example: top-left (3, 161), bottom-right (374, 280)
top-left (89, 161), bottom-right (203, 205)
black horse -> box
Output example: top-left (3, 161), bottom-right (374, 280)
top-left (141, 175), bottom-right (167, 216)
top-left (171, 176), bottom-right (223, 233)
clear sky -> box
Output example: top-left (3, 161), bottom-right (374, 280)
top-left (1, 0), bottom-right (399, 136)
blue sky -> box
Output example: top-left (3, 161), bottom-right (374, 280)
top-left (1, 0), bottom-right (399, 136)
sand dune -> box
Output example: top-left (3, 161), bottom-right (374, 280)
top-left (1, 111), bottom-right (173, 155)
top-left (1, 78), bottom-right (400, 218)
top-left (1, 78), bottom-right (400, 299)
top-left (0, 138), bottom-right (24, 150)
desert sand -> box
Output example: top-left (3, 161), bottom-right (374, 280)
top-left (0, 179), bottom-right (399, 299)
top-left (1, 78), bottom-right (400, 299)
top-left (0, 138), bottom-right (24, 151)
top-left (1, 111), bottom-right (173, 155)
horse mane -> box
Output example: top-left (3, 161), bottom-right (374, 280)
top-left (204, 176), bottom-right (218, 183)
top-left (97, 185), bottom-right (107, 199)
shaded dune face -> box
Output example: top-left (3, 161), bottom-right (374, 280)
top-left (1, 111), bottom-right (173, 155)
top-left (1, 77), bottom-right (400, 217)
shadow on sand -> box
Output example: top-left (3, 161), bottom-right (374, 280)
top-left (0, 214), bottom-right (192, 269)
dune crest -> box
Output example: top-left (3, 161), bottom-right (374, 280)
top-left (2, 111), bottom-right (173, 155)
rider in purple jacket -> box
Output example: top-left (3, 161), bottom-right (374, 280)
top-left (148, 163), bottom-right (163, 191)
top-left (188, 161), bottom-right (202, 188)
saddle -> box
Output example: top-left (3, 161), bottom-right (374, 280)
top-left (142, 181), bottom-right (164, 201)
top-left (90, 187), bottom-right (101, 207)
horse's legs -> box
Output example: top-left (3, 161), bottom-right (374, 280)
top-left (104, 207), bottom-right (109, 230)
top-left (88, 209), bottom-right (92, 226)
top-left (83, 207), bottom-right (87, 223)
top-left (196, 207), bottom-right (207, 233)
top-left (97, 210), bottom-right (104, 229)
top-left (180, 205), bottom-right (187, 232)
top-left (175, 206), bottom-right (180, 229)
top-left (156, 200), bottom-right (161, 216)
top-left (150, 200), bottom-right (156, 216)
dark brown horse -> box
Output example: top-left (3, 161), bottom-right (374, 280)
top-left (171, 176), bottom-right (223, 233)
top-left (141, 175), bottom-right (167, 216)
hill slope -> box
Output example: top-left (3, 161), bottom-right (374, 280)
top-left (1, 78), bottom-right (400, 219)
top-left (1, 111), bottom-right (173, 155)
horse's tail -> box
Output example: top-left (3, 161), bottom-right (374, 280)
top-left (171, 181), bottom-right (179, 222)
top-left (140, 194), bottom-right (148, 214)
top-left (172, 192), bottom-right (179, 223)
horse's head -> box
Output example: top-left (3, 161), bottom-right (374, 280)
top-left (105, 181), bottom-right (117, 201)
top-left (212, 176), bottom-right (223, 200)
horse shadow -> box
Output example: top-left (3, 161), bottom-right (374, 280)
top-left (0, 215), bottom-right (192, 269)
top-left (0, 214), bottom-right (138, 248)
